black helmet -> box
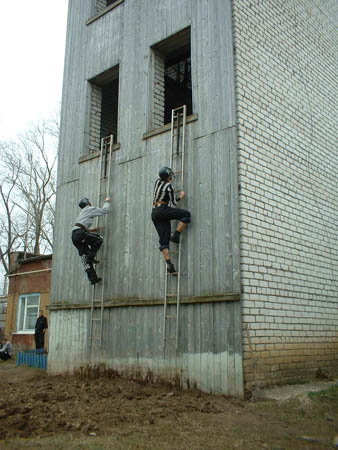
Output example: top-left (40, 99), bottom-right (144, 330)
top-left (78, 198), bottom-right (90, 209)
top-left (159, 166), bottom-right (173, 181)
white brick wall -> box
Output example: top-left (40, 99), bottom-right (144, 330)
top-left (89, 84), bottom-right (102, 153)
top-left (96, 0), bottom-right (107, 15)
top-left (233, 0), bottom-right (338, 387)
top-left (152, 51), bottom-right (165, 129)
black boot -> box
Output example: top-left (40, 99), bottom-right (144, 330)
top-left (166, 261), bottom-right (177, 275)
top-left (170, 230), bottom-right (180, 244)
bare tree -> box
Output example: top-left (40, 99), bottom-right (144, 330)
top-left (0, 115), bottom-right (58, 276)
top-left (0, 170), bottom-right (25, 274)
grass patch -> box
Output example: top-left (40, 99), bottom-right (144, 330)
top-left (308, 384), bottom-right (338, 402)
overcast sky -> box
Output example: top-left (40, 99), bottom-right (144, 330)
top-left (0, 0), bottom-right (69, 140)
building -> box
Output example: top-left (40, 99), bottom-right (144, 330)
top-left (49, 0), bottom-right (338, 394)
top-left (5, 253), bottom-right (52, 351)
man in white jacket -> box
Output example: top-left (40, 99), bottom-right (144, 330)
top-left (72, 196), bottom-right (111, 285)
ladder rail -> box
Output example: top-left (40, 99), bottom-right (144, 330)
top-left (163, 106), bottom-right (187, 353)
top-left (89, 136), bottom-right (107, 349)
top-left (163, 264), bottom-right (169, 349)
top-left (98, 135), bottom-right (113, 346)
top-left (89, 134), bottom-right (114, 349)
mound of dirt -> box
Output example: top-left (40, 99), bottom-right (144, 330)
top-left (0, 365), bottom-right (336, 449)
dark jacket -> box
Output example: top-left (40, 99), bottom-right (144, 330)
top-left (35, 316), bottom-right (48, 334)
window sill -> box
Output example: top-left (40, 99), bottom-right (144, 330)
top-left (86, 0), bottom-right (124, 26)
top-left (142, 114), bottom-right (198, 140)
top-left (12, 331), bottom-right (35, 335)
top-left (79, 143), bottom-right (121, 164)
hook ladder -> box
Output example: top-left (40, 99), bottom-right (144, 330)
top-left (89, 135), bottom-right (114, 349)
top-left (163, 105), bottom-right (187, 353)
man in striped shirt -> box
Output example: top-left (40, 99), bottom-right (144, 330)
top-left (151, 166), bottom-right (191, 273)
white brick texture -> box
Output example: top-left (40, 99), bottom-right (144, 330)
top-left (233, 0), bottom-right (338, 388)
top-left (89, 84), bottom-right (102, 154)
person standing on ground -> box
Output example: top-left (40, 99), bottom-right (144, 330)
top-left (151, 167), bottom-right (191, 274)
top-left (0, 338), bottom-right (12, 361)
top-left (72, 196), bottom-right (111, 285)
top-left (34, 310), bottom-right (48, 351)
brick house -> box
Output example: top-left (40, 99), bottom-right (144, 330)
top-left (5, 253), bottom-right (52, 351)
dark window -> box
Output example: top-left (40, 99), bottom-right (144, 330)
top-left (151, 27), bottom-right (192, 128)
top-left (101, 78), bottom-right (119, 141)
top-left (106, 0), bottom-right (119, 5)
top-left (88, 66), bottom-right (119, 153)
top-left (96, 0), bottom-right (120, 15)
top-left (164, 48), bottom-right (192, 124)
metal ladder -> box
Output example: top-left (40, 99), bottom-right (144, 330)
top-left (163, 105), bottom-right (187, 353)
top-left (89, 135), bottom-right (114, 349)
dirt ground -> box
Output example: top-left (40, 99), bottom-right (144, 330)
top-left (0, 361), bottom-right (337, 450)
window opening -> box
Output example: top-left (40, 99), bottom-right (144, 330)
top-left (88, 66), bottom-right (119, 153)
top-left (151, 27), bottom-right (192, 129)
top-left (96, 0), bottom-right (120, 15)
top-left (164, 49), bottom-right (192, 124)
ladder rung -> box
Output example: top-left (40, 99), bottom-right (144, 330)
top-left (91, 318), bottom-right (101, 321)
top-left (167, 294), bottom-right (178, 298)
top-left (166, 315), bottom-right (177, 319)
top-left (167, 273), bottom-right (188, 277)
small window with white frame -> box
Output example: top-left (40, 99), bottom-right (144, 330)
top-left (17, 294), bottom-right (40, 332)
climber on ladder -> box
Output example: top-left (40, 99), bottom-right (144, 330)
top-left (151, 167), bottom-right (191, 274)
top-left (72, 196), bottom-right (111, 285)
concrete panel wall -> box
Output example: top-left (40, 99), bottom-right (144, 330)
top-left (49, 301), bottom-right (243, 396)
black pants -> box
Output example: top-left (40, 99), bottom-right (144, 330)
top-left (72, 229), bottom-right (103, 282)
top-left (151, 205), bottom-right (191, 251)
top-left (0, 351), bottom-right (11, 361)
top-left (35, 332), bottom-right (44, 350)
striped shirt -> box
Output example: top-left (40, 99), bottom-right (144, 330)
top-left (153, 179), bottom-right (180, 206)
